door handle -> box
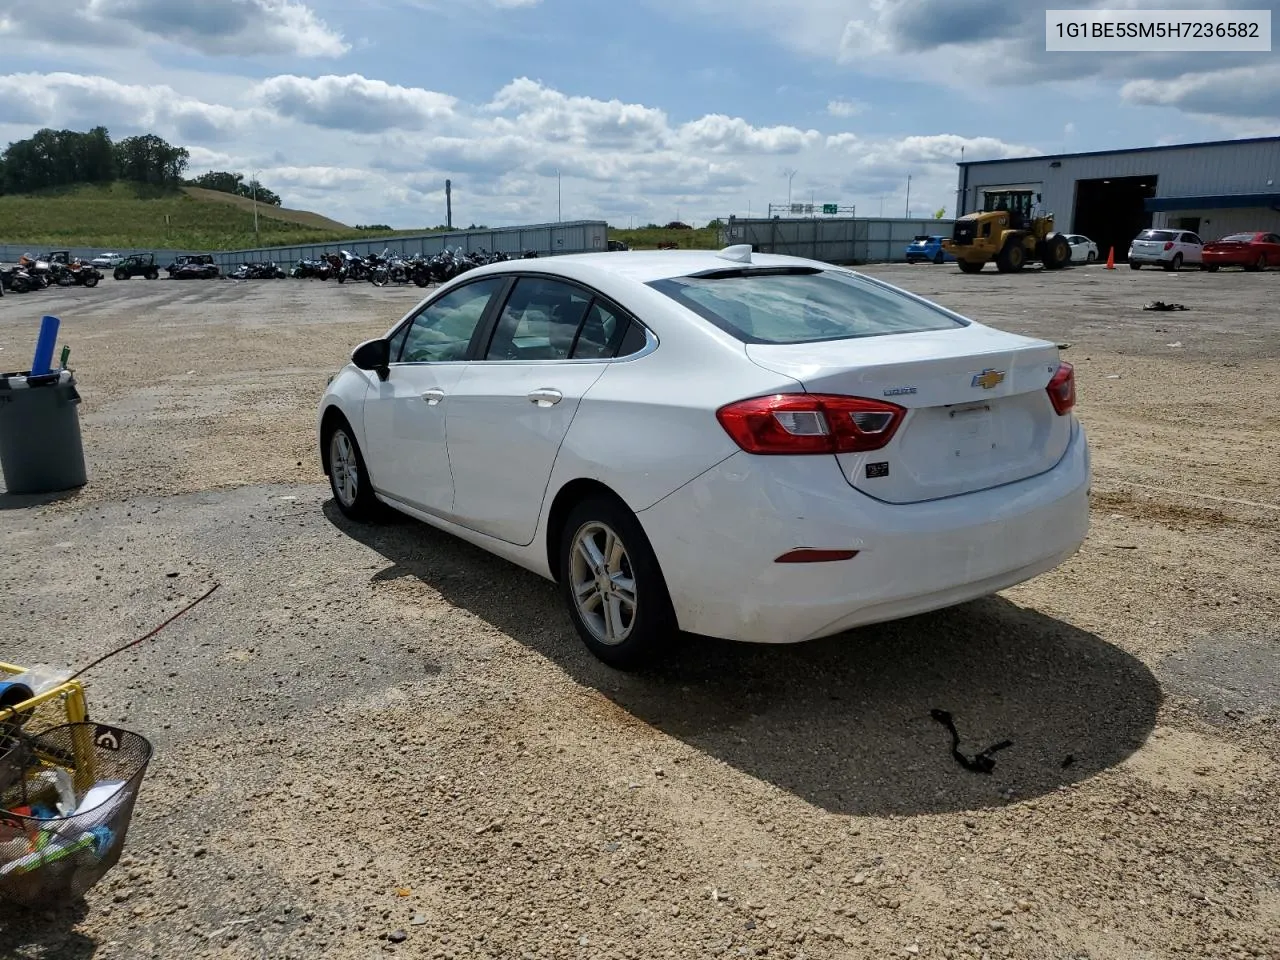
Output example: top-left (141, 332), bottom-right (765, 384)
top-left (421, 388), bottom-right (445, 405)
top-left (528, 388), bottom-right (563, 407)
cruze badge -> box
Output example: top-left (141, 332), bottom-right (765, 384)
top-left (884, 386), bottom-right (917, 397)
top-left (972, 369), bottom-right (1006, 390)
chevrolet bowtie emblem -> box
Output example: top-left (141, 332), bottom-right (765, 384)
top-left (972, 369), bottom-right (1006, 390)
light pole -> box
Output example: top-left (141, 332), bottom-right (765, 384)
top-left (557, 169), bottom-right (561, 223)
top-left (252, 169), bottom-right (259, 243)
top-left (784, 168), bottom-right (797, 209)
top-left (904, 175), bottom-right (912, 219)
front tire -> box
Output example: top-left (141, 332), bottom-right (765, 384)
top-left (1130, 262), bottom-right (1141, 270)
top-left (559, 496), bottom-right (676, 669)
top-left (996, 242), bottom-right (1025, 273)
top-left (1041, 233), bottom-right (1071, 270)
top-left (1087, 250), bottom-right (1097, 262)
top-left (83, 274), bottom-right (99, 287)
top-left (1246, 254), bottom-right (1267, 272)
top-left (325, 416), bottom-right (380, 521)
top-left (933, 251), bottom-right (944, 265)
top-left (114, 268), bottom-right (128, 280)
top-left (146, 269), bottom-right (159, 280)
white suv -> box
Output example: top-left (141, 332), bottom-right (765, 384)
top-left (1128, 229), bottom-right (1203, 271)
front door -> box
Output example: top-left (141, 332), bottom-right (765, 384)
top-left (360, 276), bottom-right (507, 514)
top-left (446, 277), bottom-right (631, 545)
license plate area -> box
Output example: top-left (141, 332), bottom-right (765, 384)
top-left (949, 403), bottom-right (993, 459)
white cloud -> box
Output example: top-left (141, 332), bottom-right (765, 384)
top-left (0, 0), bottom-right (348, 58)
top-left (487, 78), bottom-right (670, 148)
top-left (0, 72), bottom-right (255, 142)
top-left (253, 75), bottom-right (457, 132)
top-left (1120, 63), bottom-right (1280, 121)
top-left (678, 115), bottom-right (821, 154)
top-left (266, 165), bottom-right (371, 189)
top-left (826, 99), bottom-right (865, 118)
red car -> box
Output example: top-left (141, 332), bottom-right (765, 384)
top-left (1200, 232), bottom-right (1280, 272)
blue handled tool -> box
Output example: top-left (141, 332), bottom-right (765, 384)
top-left (31, 316), bottom-right (60, 377)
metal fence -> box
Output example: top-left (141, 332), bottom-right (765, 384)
top-left (0, 220), bottom-right (609, 270)
top-left (719, 217), bottom-right (957, 263)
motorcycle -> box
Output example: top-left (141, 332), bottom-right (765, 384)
top-left (49, 259), bottom-right (102, 287)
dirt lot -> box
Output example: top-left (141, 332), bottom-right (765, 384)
top-left (0, 263), bottom-right (1277, 960)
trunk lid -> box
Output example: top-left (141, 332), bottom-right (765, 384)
top-left (745, 326), bottom-right (1071, 504)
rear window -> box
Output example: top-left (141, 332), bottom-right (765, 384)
top-left (1220, 233), bottom-right (1255, 242)
top-left (648, 268), bottom-right (966, 345)
top-left (1138, 230), bottom-right (1179, 241)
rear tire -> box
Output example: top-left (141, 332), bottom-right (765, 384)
top-left (114, 268), bottom-right (127, 280)
top-left (558, 495), bottom-right (676, 670)
top-left (933, 251), bottom-right (944, 265)
top-left (957, 259), bottom-right (984, 274)
top-left (1245, 254), bottom-right (1267, 272)
top-left (1130, 262), bottom-right (1141, 270)
top-left (996, 242), bottom-right (1025, 273)
top-left (325, 416), bottom-right (381, 521)
top-left (1201, 264), bottom-right (1219, 272)
top-left (1165, 254), bottom-right (1182, 272)
top-left (83, 274), bottom-right (98, 287)
top-left (146, 269), bottom-right (159, 280)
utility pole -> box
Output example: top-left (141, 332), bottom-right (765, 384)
top-left (252, 169), bottom-right (259, 242)
top-left (879, 195), bottom-right (885, 217)
top-left (904, 175), bottom-right (912, 218)
top-left (557, 169), bottom-right (561, 223)
top-left (446, 178), bottom-right (453, 229)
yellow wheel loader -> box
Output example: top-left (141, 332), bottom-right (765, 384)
top-left (942, 190), bottom-right (1072, 274)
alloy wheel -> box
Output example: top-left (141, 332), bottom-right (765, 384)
top-left (569, 521), bottom-right (638, 646)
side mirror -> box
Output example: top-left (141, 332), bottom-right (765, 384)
top-left (352, 338), bottom-right (391, 379)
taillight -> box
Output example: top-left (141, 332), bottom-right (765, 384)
top-left (1163, 241), bottom-right (1174, 251)
top-left (1046, 362), bottom-right (1075, 415)
top-left (716, 394), bottom-right (905, 454)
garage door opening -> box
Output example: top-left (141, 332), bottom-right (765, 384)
top-left (1072, 176), bottom-right (1158, 261)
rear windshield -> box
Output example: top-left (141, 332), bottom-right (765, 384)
top-left (649, 268), bottom-right (966, 345)
top-left (1138, 230), bottom-right (1178, 241)
top-left (1220, 233), bottom-right (1255, 242)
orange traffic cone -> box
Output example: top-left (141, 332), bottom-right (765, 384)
top-left (1105, 247), bottom-right (1115, 270)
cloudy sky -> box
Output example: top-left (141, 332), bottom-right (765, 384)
top-left (1, 0), bottom-right (1277, 229)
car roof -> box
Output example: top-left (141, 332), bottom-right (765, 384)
top-left (466, 249), bottom-right (833, 287)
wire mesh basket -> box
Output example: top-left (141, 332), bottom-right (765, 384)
top-left (0, 723), bottom-right (152, 906)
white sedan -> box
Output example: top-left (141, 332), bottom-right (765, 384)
top-left (90, 252), bottom-right (122, 269)
top-left (1065, 235), bottom-right (1098, 263)
top-left (318, 248), bottom-right (1090, 667)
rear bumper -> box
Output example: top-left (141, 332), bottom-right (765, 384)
top-left (639, 421), bottom-right (1090, 644)
top-left (1127, 251), bottom-right (1171, 264)
top-left (1201, 251), bottom-right (1248, 265)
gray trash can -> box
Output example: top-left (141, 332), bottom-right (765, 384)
top-left (0, 370), bottom-right (88, 495)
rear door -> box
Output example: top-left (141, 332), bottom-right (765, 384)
top-left (444, 276), bottom-right (627, 544)
top-left (1181, 232), bottom-right (1204, 263)
top-left (1263, 234), bottom-right (1280, 264)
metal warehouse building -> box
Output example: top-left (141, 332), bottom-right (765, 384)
top-left (956, 136), bottom-right (1280, 261)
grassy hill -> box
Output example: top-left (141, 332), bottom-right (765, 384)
top-left (607, 225), bottom-right (720, 250)
top-left (0, 182), bottom-right (402, 250)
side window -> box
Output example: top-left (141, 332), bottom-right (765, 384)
top-left (401, 278), bottom-right (505, 363)
top-left (485, 277), bottom-right (591, 361)
top-left (616, 319), bottom-right (650, 358)
top-left (1266, 234), bottom-right (1280, 244)
top-left (1185, 233), bottom-right (1202, 245)
top-left (571, 300), bottom-right (631, 359)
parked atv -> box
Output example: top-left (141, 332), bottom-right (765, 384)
top-left (114, 254), bottom-right (162, 280)
top-left (1, 265), bottom-right (42, 293)
top-left (167, 254), bottom-right (220, 279)
top-left (44, 252), bottom-right (102, 287)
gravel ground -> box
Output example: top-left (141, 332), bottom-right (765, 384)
top-left (0, 264), bottom-right (1277, 960)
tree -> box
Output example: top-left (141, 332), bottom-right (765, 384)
top-left (188, 171), bottom-right (282, 206)
top-left (114, 134), bottom-right (188, 186)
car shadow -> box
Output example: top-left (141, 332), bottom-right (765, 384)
top-left (0, 898), bottom-right (96, 958)
top-left (325, 502), bottom-right (1162, 817)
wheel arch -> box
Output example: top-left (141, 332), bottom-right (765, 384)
top-left (544, 478), bottom-right (629, 583)
top-left (319, 403), bottom-right (353, 476)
